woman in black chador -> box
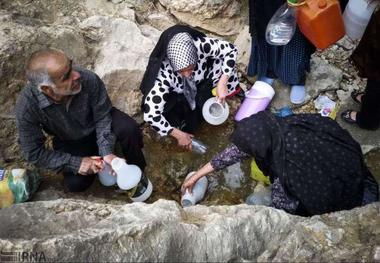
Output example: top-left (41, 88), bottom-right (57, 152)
top-left (182, 111), bottom-right (379, 216)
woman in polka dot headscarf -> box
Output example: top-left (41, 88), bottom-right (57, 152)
top-left (140, 25), bottom-right (240, 150)
top-left (182, 111), bottom-right (379, 216)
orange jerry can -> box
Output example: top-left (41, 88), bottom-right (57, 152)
top-left (295, 0), bottom-right (346, 49)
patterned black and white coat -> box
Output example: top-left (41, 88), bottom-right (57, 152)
top-left (143, 36), bottom-right (240, 136)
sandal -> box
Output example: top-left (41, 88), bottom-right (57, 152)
top-left (341, 110), bottom-right (357, 124)
top-left (351, 91), bottom-right (364, 104)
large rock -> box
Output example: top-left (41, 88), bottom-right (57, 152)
top-left (233, 25), bottom-right (251, 76)
top-left (0, 199), bottom-right (379, 262)
top-left (158, 0), bottom-right (247, 37)
top-left (80, 15), bottom-right (160, 116)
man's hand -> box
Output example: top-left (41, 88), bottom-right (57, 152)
top-left (170, 128), bottom-right (193, 150)
top-left (78, 157), bottom-right (102, 175)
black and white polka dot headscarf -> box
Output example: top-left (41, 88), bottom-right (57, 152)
top-left (167, 33), bottom-right (198, 72)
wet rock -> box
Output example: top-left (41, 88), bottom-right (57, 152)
top-left (0, 199), bottom-right (379, 262)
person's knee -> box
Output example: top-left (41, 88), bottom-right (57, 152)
top-left (112, 110), bottom-right (142, 140)
top-left (115, 120), bottom-right (142, 144)
top-left (64, 173), bottom-right (95, 192)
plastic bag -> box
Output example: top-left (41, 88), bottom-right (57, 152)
top-left (0, 168), bottom-right (42, 208)
top-left (250, 159), bottom-right (271, 185)
top-left (314, 95), bottom-right (339, 119)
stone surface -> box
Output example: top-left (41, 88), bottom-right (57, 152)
top-left (158, 0), bottom-right (247, 37)
top-left (234, 26), bottom-right (251, 76)
top-left (0, 199), bottom-right (379, 262)
top-left (80, 15), bottom-right (160, 115)
top-left (305, 56), bottom-right (343, 101)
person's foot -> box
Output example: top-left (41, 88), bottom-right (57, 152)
top-left (258, 76), bottom-right (275, 86)
top-left (341, 110), bottom-right (357, 124)
top-left (290, 85), bottom-right (306, 104)
top-left (351, 90), bottom-right (364, 104)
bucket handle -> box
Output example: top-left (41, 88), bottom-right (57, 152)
top-left (287, 0), bottom-right (307, 7)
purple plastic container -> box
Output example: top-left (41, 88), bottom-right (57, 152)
top-left (235, 81), bottom-right (275, 121)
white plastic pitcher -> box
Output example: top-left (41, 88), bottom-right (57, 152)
top-left (111, 157), bottom-right (142, 190)
top-left (343, 0), bottom-right (378, 40)
top-left (181, 172), bottom-right (208, 207)
top-left (98, 163), bottom-right (117, 186)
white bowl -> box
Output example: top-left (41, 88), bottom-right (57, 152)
top-left (202, 97), bottom-right (229, 125)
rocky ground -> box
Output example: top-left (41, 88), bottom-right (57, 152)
top-left (0, 0), bottom-right (379, 261)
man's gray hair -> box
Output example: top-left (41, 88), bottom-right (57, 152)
top-left (26, 48), bottom-right (65, 91)
top-left (26, 69), bottom-right (55, 92)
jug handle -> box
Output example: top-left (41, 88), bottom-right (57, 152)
top-left (287, 0), bottom-right (307, 7)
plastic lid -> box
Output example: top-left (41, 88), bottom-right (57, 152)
top-left (318, 0), bottom-right (327, 8)
top-left (288, 0), bottom-right (297, 3)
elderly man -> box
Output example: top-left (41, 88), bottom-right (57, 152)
top-left (15, 48), bottom-right (146, 192)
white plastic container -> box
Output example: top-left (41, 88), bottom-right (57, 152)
top-left (111, 157), bottom-right (142, 190)
top-left (343, 0), bottom-right (378, 40)
top-left (98, 163), bottom-right (117, 186)
top-left (235, 81), bottom-right (275, 121)
top-left (202, 97), bottom-right (229, 125)
top-left (130, 174), bottom-right (154, 202)
top-left (181, 172), bottom-right (208, 207)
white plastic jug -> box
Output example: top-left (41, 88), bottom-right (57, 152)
top-left (111, 157), bottom-right (142, 190)
top-left (98, 163), bottom-right (117, 186)
top-left (343, 0), bottom-right (378, 40)
top-left (181, 172), bottom-right (208, 207)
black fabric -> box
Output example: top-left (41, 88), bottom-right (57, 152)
top-left (350, 9), bottom-right (380, 80)
top-left (140, 24), bottom-right (206, 104)
top-left (247, 0), bottom-right (315, 85)
top-left (53, 132), bottom-right (98, 192)
top-left (356, 79), bottom-right (380, 130)
top-left (53, 107), bottom-right (146, 192)
top-left (231, 111), bottom-right (375, 216)
top-left (162, 77), bottom-right (213, 133)
top-left (248, 0), bottom-right (284, 38)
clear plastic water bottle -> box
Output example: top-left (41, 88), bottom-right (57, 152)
top-left (181, 172), bottom-right (208, 207)
top-left (191, 138), bottom-right (208, 154)
top-left (266, 2), bottom-right (297, 46)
